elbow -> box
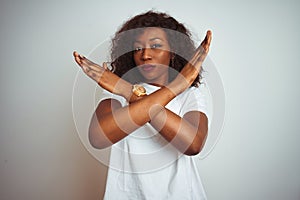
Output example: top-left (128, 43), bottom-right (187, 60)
top-left (184, 144), bottom-right (202, 156)
top-left (184, 129), bottom-right (208, 156)
top-left (88, 126), bottom-right (111, 150)
top-left (89, 138), bottom-right (108, 150)
top-left (183, 138), bottom-right (205, 156)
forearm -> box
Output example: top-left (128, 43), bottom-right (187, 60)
top-left (117, 79), bottom-right (206, 155)
top-left (89, 86), bottom-right (177, 149)
top-left (149, 108), bottom-right (207, 155)
top-left (89, 64), bottom-right (202, 149)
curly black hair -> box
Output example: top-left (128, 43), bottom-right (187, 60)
top-left (110, 10), bottom-right (201, 86)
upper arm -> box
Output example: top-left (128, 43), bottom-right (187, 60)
top-left (90, 98), bottom-right (122, 133)
top-left (94, 98), bottom-right (122, 119)
top-left (183, 111), bottom-right (208, 135)
top-left (183, 111), bottom-right (208, 154)
top-left (88, 99), bottom-right (122, 148)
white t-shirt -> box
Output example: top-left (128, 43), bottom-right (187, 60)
top-left (101, 83), bottom-right (209, 200)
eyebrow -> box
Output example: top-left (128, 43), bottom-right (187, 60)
top-left (134, 37), bottom-right (164, 44)
top-left (150, 37), bottom-right (164, 41)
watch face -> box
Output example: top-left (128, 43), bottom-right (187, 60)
top-left (133, 85), bottom-right (146, 96)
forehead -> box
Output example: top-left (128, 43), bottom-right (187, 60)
top-left (134, 27), bottom-right (168, 42)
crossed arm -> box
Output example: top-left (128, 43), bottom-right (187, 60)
top-left (73, 31), bottom-right (212, 155)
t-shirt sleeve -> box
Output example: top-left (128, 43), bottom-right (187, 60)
top-left (98, 88), bottom-right (127, 106)
top-left (179, 85), bottom-right (210, 120)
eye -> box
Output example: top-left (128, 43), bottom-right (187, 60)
top-left (151, 44), bottom-right (162, 49)
top-left (134, 47), bottom-right (143, 52)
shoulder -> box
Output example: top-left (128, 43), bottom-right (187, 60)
top-left (98, 88), bottom-right (127, 106)
top-left (178, 85), bottom-right (207, 101)
top-left (177, 84), bottom-right (209, 118)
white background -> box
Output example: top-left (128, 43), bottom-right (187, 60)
top-left (0, 0), bottom-right (299, 199)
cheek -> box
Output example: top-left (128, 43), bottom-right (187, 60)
top-left (160, 51), bottom-right (171, 65)
top-left (133, 53), bottom-right (140, 65)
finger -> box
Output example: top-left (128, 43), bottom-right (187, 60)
top-left (200, 31), bottom-right (210, 45)
top-left (74, 55), bottom-right (83, 66)
top-left (81, 65), bottom-right (90, 73)
top-left (192, 38), bottom-right (208, 61)
top-left (73, 51), bottom-right (78, 57)
top-left (204, 30), bottom-right (212, 51)
top-left (80, 57), bottom-right (102, 72)
top-left (200, 30), bottom-right (212, 52)
top-left (103, 62), bottom-right (108, 70)
top-left (190, 30), bottom-right (212, 64)
top-left (197, 31), bottom-right (212, 62)
top-left (73, 51), bottom-right (84, 60)
top-left (73, 51), bottom-right (85, 66)
top-left (190, 45), bottom-right (206, 65)
top-left (73, 51), bottom-right (83, 58)
top-left (186, 47), bottom-right (207, 74)
top-left (193, 49), bottom-right (209, 69)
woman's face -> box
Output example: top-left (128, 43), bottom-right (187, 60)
top-left (133, 27), bottom-right (172, 86)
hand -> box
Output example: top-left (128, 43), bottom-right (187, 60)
top-left (174, 30), bottom-right (212, 90)
top-left (73, 51), bottom-right (117, 94)
top-left (73, 51), bottom-right (108, 83)
top-left (73, 51), bottom-right (134, 100)
top-left (191, 30), bottom-right (212, 71)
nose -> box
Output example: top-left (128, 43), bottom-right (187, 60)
top-left (141, 48), bottom-right (152, 61)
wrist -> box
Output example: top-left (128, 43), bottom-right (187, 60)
top-left (122, 83), bottom-right (134, 102)
top-left (132, 84), bottom-right (147, 97)
top-left (167, 76), bottom-right (189, 96)
top-left (115, 82), bottom-right (146, 103)
top-left (129, 84), bottom-right (147, 103)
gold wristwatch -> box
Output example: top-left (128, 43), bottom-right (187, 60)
top-left (132, 84), bottom-right (147, 97)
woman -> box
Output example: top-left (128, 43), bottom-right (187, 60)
top-left (74, 10), bottom-right (212, 200)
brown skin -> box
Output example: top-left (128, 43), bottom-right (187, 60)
top-left (73, 28), bottom-right (212, 155)
top-left (134, 28), bottom-right (171, 85)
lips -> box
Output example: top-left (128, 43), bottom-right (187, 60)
top-left (141, 64), bottom-right (155, 72)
